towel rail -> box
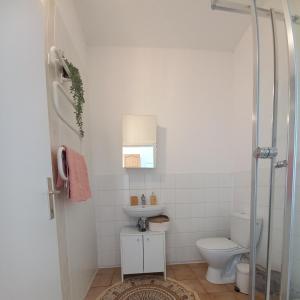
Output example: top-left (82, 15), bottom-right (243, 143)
top-left (52, 81), bottom-right (82, 138)
top-left (49, 46), bottom-right (71, 80)
top-left (57, 146), bottom-right (68, 181)
top-left (50, 46), bottom-right (82, 139)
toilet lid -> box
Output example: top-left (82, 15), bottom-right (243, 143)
top-left (196, 238), bottom-right (239, 251)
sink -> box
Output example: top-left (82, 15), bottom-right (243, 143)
top-left (123, 205), bottom-right (165, 218)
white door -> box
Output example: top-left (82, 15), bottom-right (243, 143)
top-left (0, 1), bottom-right (62, 300)
top-left (121, 235), bottom-right (144, 274)
top-left (143, 234), bottom-right (165, 273)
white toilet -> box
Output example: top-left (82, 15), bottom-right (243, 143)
top-left (196, 212), bottom-right (262, 284)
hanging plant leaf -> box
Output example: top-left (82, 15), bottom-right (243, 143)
top-left (64, 59), bottom-right (85, 137)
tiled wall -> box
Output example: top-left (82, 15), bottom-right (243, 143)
top-left (93, 172), bottom-right (234, 267)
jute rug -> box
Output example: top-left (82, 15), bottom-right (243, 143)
top-left (97, 276), bottom-right (200, 300)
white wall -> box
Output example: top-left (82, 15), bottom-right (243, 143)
top-left (47, 1), bottom-right (98, 299)
top-left (87, 46), bottom-right (236, 266)
top-left (88, 47), bottom-right (235, 175)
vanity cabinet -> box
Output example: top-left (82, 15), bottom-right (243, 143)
top-left (120, 227), bottom-right (166, 280)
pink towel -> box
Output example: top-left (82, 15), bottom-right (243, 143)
top-left (57, 146), bottom-right (92, 202)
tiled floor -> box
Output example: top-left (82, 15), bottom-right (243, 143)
top-left (85, 263), bottom-right (250, 300)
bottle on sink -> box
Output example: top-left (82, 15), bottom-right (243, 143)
top-left (150, 192), bottom-right (157, 205)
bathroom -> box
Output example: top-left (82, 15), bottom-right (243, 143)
top-left (1, 0), bottom-right (300, 300)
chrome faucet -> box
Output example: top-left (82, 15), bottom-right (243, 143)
top-left (141, 194), bottom-right (146, 206)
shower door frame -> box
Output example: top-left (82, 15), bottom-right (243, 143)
top-left (280, 1), bottom-right (298, 299)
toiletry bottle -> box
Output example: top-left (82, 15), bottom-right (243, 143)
top-left (150, 192), bottom-right (157, 205)
top-left (141, 194), bottom-right (146, 206)
top-left (130, 195), bottom-right (139, 206)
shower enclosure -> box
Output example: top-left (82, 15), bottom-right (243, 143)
top-left (212, 1), bottom-right (300, 299)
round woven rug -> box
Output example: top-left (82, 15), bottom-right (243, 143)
top-left (97, 276), bottom-right (200, 300)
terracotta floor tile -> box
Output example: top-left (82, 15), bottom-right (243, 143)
top-left (180, 279), bottom-right (206, 294)
top-left (97, 268), bottom-right (115, 276)
top-left (209, 292), bottom-right (239, 300)
top-left (190, 264), bottom-right (208, 280)
top-left (172, 264), bottom-right (197, 280)
top-left (85, 286), bottom-right (107, 300)
top-left (111, 268), bottom-right (122, 284)
top-left (199, 293), bottom-right (213, 300)
top-left (166, 265), bottom-right (176, 279)
top-left (225, 283), bottom-right (236, 292)
top-left (234, 292), bottom-right (249, 300)
top-left (91, 270), bottom-right (114, 287)
top-left (255, 292), bottom-right (265, 300)
top-left (200, 280), bottom-right (230, 293)
top-left (189, 263), bottom-right (208, 270)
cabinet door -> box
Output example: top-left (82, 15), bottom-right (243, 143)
top-left (121, 235), bottom-right (143, 274)
top-left (144, 234), bottom-right (165, 273)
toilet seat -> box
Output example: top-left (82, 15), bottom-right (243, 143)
top-left (196, 238), bottom-right (240, 252)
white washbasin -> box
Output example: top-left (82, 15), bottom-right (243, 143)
top-left (123, 205), bottom-right (165, 218)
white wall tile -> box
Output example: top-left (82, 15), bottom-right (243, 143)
top-left (220, 173), bottom-right (234, 187)
top-left (161, 189), bottom-right (175, 204)
top-left (145, 173), bottom-right (161, 189)
top-left (97, 221), bottom-right (115, 237)
top-left (129, 172), bottom-right (145, 189)
top-left (97, 174), bottom-right (129, 190)
top-left (175, 189), bottom-right (194, 203)
top-left (204, 174), bottom-right (220, 187)
top-left (161, 174), bottom-right (176, 189)
top-left (220, 187), bottom-right (233, 202)
top-left (205, 188), bottom-right (220, 202)
top-left (191, 204), bottom-right (205, 218)
top-left (191, 189), bottom-right (206, 203)
top-left (96, 205), bottom-right (116, 222)
top-left (175, 204), bottom-right (193, 219)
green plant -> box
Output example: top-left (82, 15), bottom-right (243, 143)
top-left (65, 59), bottom-right (85, 137)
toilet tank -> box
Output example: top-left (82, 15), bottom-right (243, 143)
top-left (230, 212), bottom-right (262, 248)
top-left (230, 212), bottom-right (253, 248)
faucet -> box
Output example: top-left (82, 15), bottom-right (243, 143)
top-left (141, 194), bottom-right (146, 206)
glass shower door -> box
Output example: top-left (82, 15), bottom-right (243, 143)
top-left (251, 1), bottom-right (300, 299)
top-left (249, 1), bottom-right (300, 300)
top-left (211, 1), bottom-right (300, 298)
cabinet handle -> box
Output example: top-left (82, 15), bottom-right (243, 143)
top-left (146, 237), bottom-right (150, 241)
top-left (136, 238), bottom-right (139, 242)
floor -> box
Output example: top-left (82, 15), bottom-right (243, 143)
top-left (85, 263), bottom-right (252, 300)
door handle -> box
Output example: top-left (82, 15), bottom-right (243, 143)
top-left (275, 160), bottom-right (288, 169)
top-left (47, 177), bottom-right (59, 220)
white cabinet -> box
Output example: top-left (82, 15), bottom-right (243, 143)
top-left (144, 233), bottom-right (165, 273)
top-left (120, 227), bottom-right (166, 280)
top-left (121, 234), bottom-right (144, 274)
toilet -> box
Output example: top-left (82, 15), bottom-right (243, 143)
top-left (196, 212), bottom-right (262, 284)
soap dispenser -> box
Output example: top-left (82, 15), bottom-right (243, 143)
top-left (141, 194), bottom-right (146, 206)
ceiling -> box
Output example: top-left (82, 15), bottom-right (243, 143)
top-left (74, 0), bottom-right (251, 51)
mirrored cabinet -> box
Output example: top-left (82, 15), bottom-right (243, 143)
top-left (122, 114), bottom-right (157, 169)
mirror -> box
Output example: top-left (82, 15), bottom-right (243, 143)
top-left (122, 115), bottom-right (157, 169)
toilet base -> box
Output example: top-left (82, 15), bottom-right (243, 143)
top-left (206, 266), bottom-right (236, 284)
top-left (206, 254), bottom-right (242, 284)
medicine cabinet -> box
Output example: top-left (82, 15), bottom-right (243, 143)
top-left (122, 114), bottom-right (157, 168)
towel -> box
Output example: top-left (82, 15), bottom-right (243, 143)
top-left (57, 146), bottom-right (92, 202)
